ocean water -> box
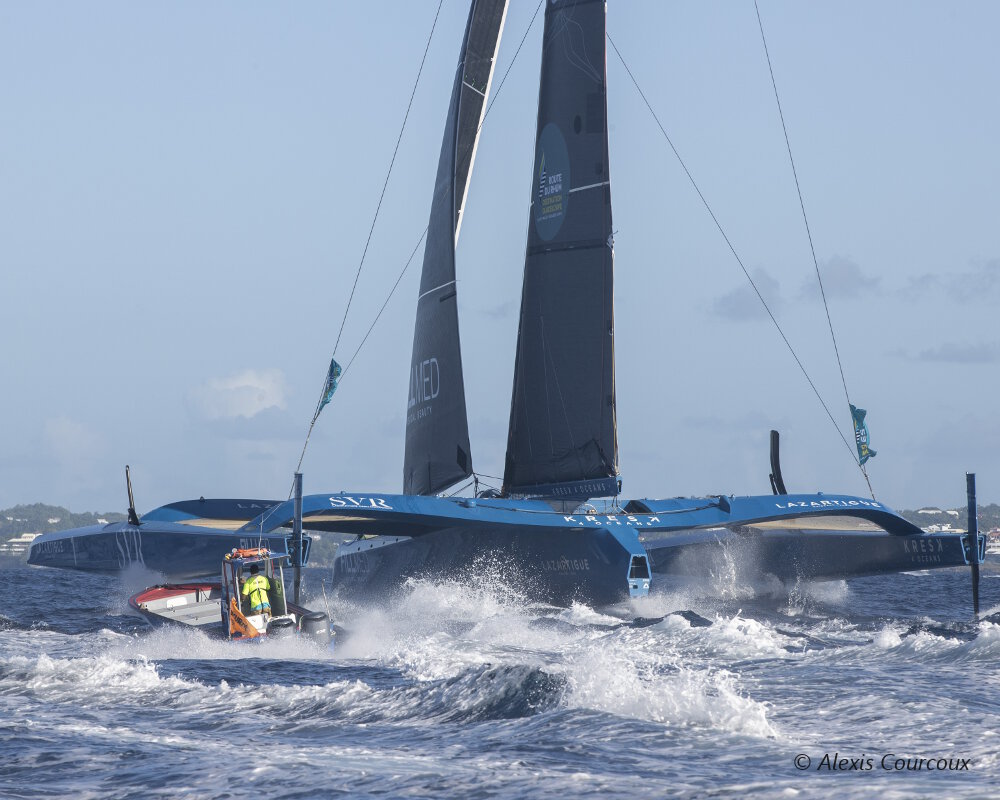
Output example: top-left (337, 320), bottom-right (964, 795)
top-left (1, 563), bottom-right (999, 799)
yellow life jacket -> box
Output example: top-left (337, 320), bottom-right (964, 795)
top-left (241, 574), bottom-right (271, 610)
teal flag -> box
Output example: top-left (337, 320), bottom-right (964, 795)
top-left (315, 358), bottom-right (342, 419)
top-left (850, 404), bottom-right (877, 465)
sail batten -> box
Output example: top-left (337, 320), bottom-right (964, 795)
top-left (403, 0), bottom-right (508, 497)
top-left (503, 0), bottom-right (618, 501)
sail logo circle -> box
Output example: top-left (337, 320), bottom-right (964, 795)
top-left (533, 123), bottom-right (570, 241)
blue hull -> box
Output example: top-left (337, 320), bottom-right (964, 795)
top-left (332, 525), bottom-right (649, 607)
top-left (331, 524), bottom-right (977, 607)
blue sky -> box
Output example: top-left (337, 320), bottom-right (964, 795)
top-left (1, 1), bottom-right (997, 513)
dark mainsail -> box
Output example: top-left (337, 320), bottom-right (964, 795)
top-left (503, 0), bottom-right (618, 500)
top-left (404, 0), bottom-right (508, 496)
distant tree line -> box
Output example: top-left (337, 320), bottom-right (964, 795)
top-left (1, 503), bottom-right (126, 538)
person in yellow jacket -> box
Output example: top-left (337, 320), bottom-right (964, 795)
top-left (241, 564), bottom-right (271, 614)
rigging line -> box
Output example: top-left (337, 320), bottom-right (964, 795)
top-left (447, 479), bottom-right (476, 497)
top-left (472, 476), bottom-right (502, 494)
top-left (753, 0), bottom-right (874, 499)
top-left (294, 0), bottom-right (543, 485)
top-left (331, 0), bottom-right (445, 361)
top-left (233, 498), bottom-right (284, 541)
top-left (485, 0), bottom-right (544, 122)
top-left (473, 471), bottom-right (504, 482)
top-left (334, 0), bottom-right (544, 385)
top-left (606, 31), bottom-right (858, 468)
top-left (290, 229), bottom-right (426, 491)
top-left (342, 229), bottom-right (428, 378)
top-left (753, 1), bottom-right (847, 411)
top-left (291, 230), bottom-right (424, 483)
top-left (292, 1), bottom-right (445, 487)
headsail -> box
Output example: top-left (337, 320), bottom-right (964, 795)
top-left (403, 0), bottom-right (508, 496)
top-left (503, 0), bottom-right (618, 501)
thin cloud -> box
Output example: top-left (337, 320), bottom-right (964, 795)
top-left (902, 258), bottom-right (1000, 302)
top-left (190, 369), bottom-right (288, 420)
top-left (912, 341), bottom-right (1000, 364)
top-left (42, 416), bottom-right (108, 493)
top-left (481, 300), bottom-right (516, 320)
top-left (799, 255), bottom-right (879, 300)
top-left (950, 258), bottom-right (1000, 301)
top-left (682, 411), bottom-right (775, 432)
top-left (900, 273), bottom-right (943, 299)
top-left (43, 416), bottom-right (105, 464)
top-left (712, 268), bottom-right (782, 321)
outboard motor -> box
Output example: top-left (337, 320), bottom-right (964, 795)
top-left (266, 616), bottom-right (296, 639)
top-left (298, 611), bottom-right (332, 646)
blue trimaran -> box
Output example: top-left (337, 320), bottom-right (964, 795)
top-left (31, 0), bottom-right (985, 608)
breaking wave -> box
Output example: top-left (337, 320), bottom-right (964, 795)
top-left (2, 564), bottom-right (1000, 797)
